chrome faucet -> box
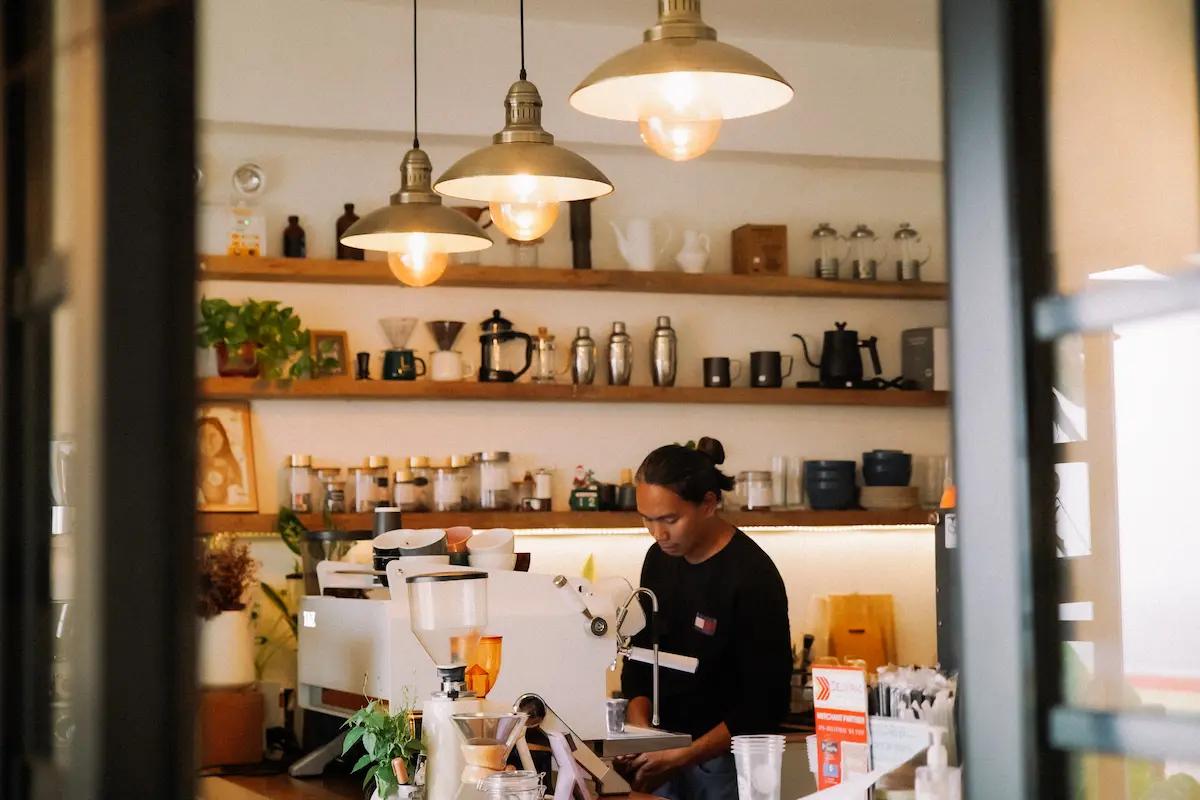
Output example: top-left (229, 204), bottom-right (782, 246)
top-left (612, 587), bottom-right (660, 727)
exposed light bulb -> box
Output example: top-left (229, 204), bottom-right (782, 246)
top-left (386, 235), bottom-right (449, 287)
top-left (489, 200), bottom-right (559, 242)
top-left (636, 72), bottom-right (722, 161)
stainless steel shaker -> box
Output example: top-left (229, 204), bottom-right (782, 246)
top-left (650, 315), bottom-right (677, 387)
top-left (570, 326), bottom-right (597, 385)
top-left (607, 322), bottom-right (633, 385)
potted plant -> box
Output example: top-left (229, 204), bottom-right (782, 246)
top-left (196, 297), bottom-right (334, 379)
top-left (197, 536), bottom-right (260, 687)
top-left (343, 697), bottom-right (425, 800)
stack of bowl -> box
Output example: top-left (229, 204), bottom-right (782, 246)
top-left (466, 529), bottom-right (518, 571)
top-left (803, 460), bottom-right (857, 510)
top-left (860, 450), bottom-right (918, 510)
top-left (372, 528), bottom-right (450, 584)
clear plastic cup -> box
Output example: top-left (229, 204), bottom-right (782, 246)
top-left (731, 735), bottom-right (786, 800)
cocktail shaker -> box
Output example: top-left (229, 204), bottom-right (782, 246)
top-left (607, 322), bottom-right (633, 385)
top-left (650, 315), bottom-right (677, 387)
top-left (570, 326), bottom-right (597, 385)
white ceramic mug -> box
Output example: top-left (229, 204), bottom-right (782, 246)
top-left (430, 350), bottom-right (473, 381)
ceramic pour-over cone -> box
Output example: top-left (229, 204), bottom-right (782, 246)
top-left (428, 320), bottom-right (466, 351)
top-left (379, 317), bottom-right (418, 349)
top-left (451, 712), bottom-right (528, 776)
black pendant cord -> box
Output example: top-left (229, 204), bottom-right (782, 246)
top-left (412, 0), bottom-right (420, 149)
top-left (519, 0), bottom-right (527, 80)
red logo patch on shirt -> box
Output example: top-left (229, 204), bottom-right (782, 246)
top-left (694, 613), bottom-right (718, 636)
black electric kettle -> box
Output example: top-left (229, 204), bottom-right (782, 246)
top-left (793, 322), bottom-right (882, 388)
top-left (479, 309), bottom-right (533, 382)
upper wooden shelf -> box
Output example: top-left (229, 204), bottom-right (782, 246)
top-left (198, 255), bottom-right (948, 301)
top-left (199, 376), bottom-right (949, 408)
top-left (196, 508), bottom-right (938, 535)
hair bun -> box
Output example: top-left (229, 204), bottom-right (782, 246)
top-left (695, 436), bottom-right (726, 466)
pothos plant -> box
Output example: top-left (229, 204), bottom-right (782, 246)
top-left (342, 696), bottom-right (425, 798)
top-left (196, 297), bottom-right (336, 379)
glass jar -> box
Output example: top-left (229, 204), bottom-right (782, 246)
top-left (464, 452), bottom-right (483, 510)
top-left (409, 455), bottom-right (432, 512)
top-left (479, 770), bottom-right (545, 800)
top-left (393, 468), bottom-right (418, 511)
top-left (352, 461), bottom-right (376, 512)
top-left (478, 451), bottom-right (512, 510)
top-left (451, 454), bottom-right (472, 508)
top-left (288, 454), bottom-right (313, 513)
top-left (738, 470), bottom-right (773, 510)
top-left (369, 455), bottom-right (390, 508)
top-left (318, 468), bottom-right (346, 514)
top-left (431, 458), bottom-right (465, 512)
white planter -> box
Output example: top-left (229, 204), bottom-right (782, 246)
top-left (371, 784), bottom-right (419, 800)
top-left (198, 609), bottom-right (255, 688)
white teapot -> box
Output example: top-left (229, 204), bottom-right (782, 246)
top-left (675, 230), bottom-right (711, 274)
top-left (612, 218), bottom-right (673, 271)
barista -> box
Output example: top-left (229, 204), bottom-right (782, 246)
top-left (617, 437), bottom-right (792, 800)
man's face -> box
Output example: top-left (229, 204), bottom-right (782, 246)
top-left (636, 482), bottom-right (714, 558)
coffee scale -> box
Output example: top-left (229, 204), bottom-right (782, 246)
top-left (294, 561), bottom-right (696, 800)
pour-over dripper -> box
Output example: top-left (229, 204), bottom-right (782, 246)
top-left (451, 712), bottom-right (529, 779)
top-left (380, 316), bottom-right (418, 349)
top-left (428, 320), bottom-right (466, 351)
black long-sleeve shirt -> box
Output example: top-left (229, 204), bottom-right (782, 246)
top-left (620, 529), bottom-right (792, 738)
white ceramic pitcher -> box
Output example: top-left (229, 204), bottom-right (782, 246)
top-left (612, 219), bottom-right (673, 271)
top-left (675, 229), bottom-right (711, 274)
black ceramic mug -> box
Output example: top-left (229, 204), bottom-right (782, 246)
top-left (382, 349), bottom-right (427, 381)
top-left (703, 357), bottom-right (744, 387)
top-left (749, 351), bottom-right (794, 388)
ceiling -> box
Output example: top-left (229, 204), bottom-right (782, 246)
top-left (399, 0), bottom-right (939, 50)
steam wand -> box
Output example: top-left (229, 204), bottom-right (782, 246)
top-left (613, 587), bottom-right (660, 727)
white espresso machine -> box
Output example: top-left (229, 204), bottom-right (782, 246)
top-left (292, 559), bottom-right (695, 797)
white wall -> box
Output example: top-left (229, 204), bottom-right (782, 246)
top-left (201, 0), bottom-right (948, 672)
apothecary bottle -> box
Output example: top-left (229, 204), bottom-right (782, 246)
top-left (283, 215), bottom-right (306, 258)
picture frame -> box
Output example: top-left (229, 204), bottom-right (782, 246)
top-left (311, 329), bottom-right (350, 377)
top-left (196, 401), bottom-right (258, 512)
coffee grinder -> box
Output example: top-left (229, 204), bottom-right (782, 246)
top-left (406, 571), bottom-right (489, 800)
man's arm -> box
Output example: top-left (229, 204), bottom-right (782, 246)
top-left (624, 721), bottom-right (732, 792)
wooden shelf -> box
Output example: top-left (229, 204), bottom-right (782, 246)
top-left (198, 255), bottom-right (948, 301)
top-left (198, 376), bottom-right (949, 408)
top-left (196, 509), bottom-right (938, 535)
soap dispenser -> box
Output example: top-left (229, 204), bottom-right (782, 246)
top-left (915, 728), bottom-right (961, 800)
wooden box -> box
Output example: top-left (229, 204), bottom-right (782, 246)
top-left (732, 224), bottom-right (788, 275)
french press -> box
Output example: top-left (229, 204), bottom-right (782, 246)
top-left (478, 309), bottom-right (533, 383)
top-left (844, 223), bottom-right (884, 281)
top-left (891, 222), bottom-right (932, 281)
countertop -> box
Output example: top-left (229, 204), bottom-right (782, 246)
top-left (199, 775), bottom-right (659, 800)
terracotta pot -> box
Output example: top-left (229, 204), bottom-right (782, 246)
top-left (215, 341), bottom-right (260, 378)
top-left (197, 609), bottom-right (256, 688)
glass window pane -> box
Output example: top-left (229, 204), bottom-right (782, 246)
top-left (1055, 310), bottom-right (1200, 716)
top-left (1068, 752), bottom-right (1200, 800)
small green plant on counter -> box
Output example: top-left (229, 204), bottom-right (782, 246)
top-left (343, 695), bottom-right (424, 798)
top-left (196, 296), bottom-right (336, 379)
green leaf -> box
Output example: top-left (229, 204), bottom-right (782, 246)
top-left (260, 581), bottom-right (298, 638)
top-left (351, 752), bottom-right (374, 774)
top-left (363, 731), bottom-right (378, 757)
top-left (342, 725), bottom-right (366, 755)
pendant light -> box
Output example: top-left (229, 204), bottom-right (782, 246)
top-left (569, 0), bottom-right (793, 162)
top-left (434, 0), bottom-right (613, 242)
top-left (339, 0), bottom-right (492, 287)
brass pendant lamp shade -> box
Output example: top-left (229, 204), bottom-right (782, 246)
top-left (434, 79), bottom-right (613, 204)
top-left (434, 0), bottom-right (612, 240)
top-left (569, 0), bottom-right (792, 160)
top-left (339, 0), bottom-right (491, 286)
top-left (340, 148), bottom-right (492, 254)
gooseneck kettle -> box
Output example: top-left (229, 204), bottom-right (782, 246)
top-left (793, 322), bottom-right (882, 388)
top-left (478, 309), bottom-right (533, 382)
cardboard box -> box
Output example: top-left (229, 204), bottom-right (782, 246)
top-left (732, 224), bottom-right (788, 275)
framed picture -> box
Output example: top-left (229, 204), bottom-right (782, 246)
top-left (311, 329), bottom-right (349, 377)
top-left (196, 401), bottom-right (258, 512)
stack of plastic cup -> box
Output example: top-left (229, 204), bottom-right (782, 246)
top-left (731, 735), bottom-right (786, 800)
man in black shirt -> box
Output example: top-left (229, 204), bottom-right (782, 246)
top-left (619, 438), bottom-right (792, 799)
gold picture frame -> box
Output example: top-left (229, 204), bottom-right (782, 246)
top-left (311, 329), bottom-right (350, 377)
top-left (196, 401), bottom-right (258, 512)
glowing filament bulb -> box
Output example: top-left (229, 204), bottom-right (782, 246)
top-left (386, 234), bottom-right (449, 287)
top-left (488, 173), bottom-right (560, 241)
top-left (636, 72), bottom-right (722, 161)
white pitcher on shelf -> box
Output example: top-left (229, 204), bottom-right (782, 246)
top-left (612, 218), bottom-right (673, 271)
top-left (675, 229), bottom-right (711, 274)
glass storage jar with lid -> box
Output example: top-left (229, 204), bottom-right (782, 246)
top-left (479, 770), bottom-right (546, 800)
top-left (738, 470), bottom-right (774, 510)
top-left (317, 467), bottom-right (345, 514)
top-left (393, 468), bottom-right (418, 512)
top-left (409, 455), bottom-right (432, 512)
top-left (351, 460), bottom-right (376, 512)
top-left (431, 457), bottom-right (465, 512)
top-left (464, 452), bottom-right (483, 510)
top-left (478, 451), bottom-right (512, 510)
top-left (368, 455), bottom-right (390, 509)
top-left (288, 454), bottom-right (314, 513)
